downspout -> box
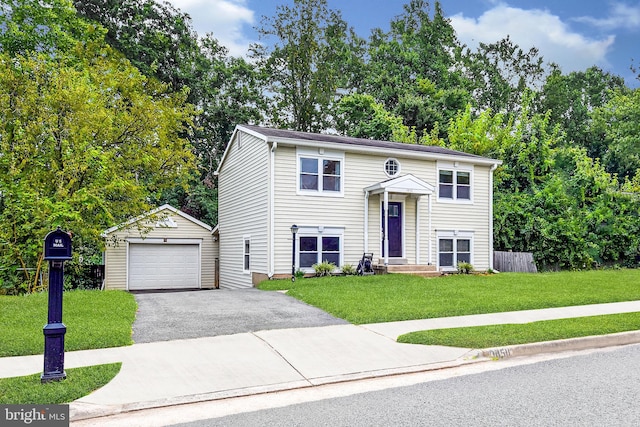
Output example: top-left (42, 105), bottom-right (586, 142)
top-left (415, 196), bottom-right (420, 264)
top-left (383, 190), bottom-right (389, 266)
top-left (428, 194), bottom-right (432, 265)
top-left (364, 190), bottom-right (369, 254)
top-left (268, 141), bottom-right (277, 278)
top-left (489, 163), bottom-right (498, 270)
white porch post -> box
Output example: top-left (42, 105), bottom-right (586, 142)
top-left (364, 191), bottom-right (369, 254)
top-left (383, 190), bottom-right (389, 266)
top-left (415, 196), bottom-right (420, 264)
top-left (428, 193), bottom-right (433, 265)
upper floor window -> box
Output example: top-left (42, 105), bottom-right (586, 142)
top-left (384, 158), bottom-right (400, 177)
top-left (298, 150), bottom-right (343, 196)
top-left (439, 169), bottom-right (471, 201)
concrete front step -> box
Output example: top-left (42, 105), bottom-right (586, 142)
top-left (385, 264), bottom-right (437, 273)
top-left (373, 264), bottom-right (442, 277)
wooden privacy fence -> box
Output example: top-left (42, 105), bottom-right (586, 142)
top-left (494, 251), bottom-right (537, 273)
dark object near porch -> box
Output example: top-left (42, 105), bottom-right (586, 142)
top-left (357, 253), bottom-right (375, 276)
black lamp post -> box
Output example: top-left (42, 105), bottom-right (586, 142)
top-left (290, 224), bottom-right (298, 281)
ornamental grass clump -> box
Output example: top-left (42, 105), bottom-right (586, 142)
top-left (313, 261), bottom-right (336, 277)
top-left (457, 262), bottom-right (474, 274)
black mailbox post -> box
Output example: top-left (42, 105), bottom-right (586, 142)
top-left (42, 226), bottom-right (72, 383)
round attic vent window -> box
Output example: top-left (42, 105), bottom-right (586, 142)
top-left (384, 158), bottom-right (400, 177)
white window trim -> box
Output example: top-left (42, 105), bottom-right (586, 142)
top-left (436, 230), bottom-right (474, 272)
top-left (384, 158), bottom-right (401, 178)
top-left (437, 161), bottom-right (474, 204)
top-left (296, 226), bottom-right (344, 273)
top-left (296, 148), bottom-right (345, 197)
top-left (243, 236), bottom-right (251, 274)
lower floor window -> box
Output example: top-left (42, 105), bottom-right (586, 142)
top-left (243, 238), bottom-right (250, 272)
top-left (439, 238), bottom-right (471, 268)
top-left (299, 235), bottom-right (341, 268)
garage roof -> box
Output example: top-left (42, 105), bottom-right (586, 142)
top-left (102, 204), bottom-right (212, 236)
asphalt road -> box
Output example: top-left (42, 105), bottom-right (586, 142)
top-left (171, 344), bottom-right (640, 426)
top-left (131, 288), bottom-right (348, 343)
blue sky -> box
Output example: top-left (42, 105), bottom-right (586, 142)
top-left (169, 0), bottom-right (640, 87)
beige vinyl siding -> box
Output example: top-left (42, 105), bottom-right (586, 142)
top-left (271, 147), bottom-right (494, 273)
top-left (430, 164), bottom-right (492, 270)
top-left (218, 132), bottom-right (270, 288)
top-left (273, 147), bottom-right (376, 272)
top-left (273, 148), bottom-right (450, 272)
top-left (103, 208), bottom-right (216, 290)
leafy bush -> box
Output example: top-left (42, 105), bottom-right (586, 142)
top-left (295, 269), bottom-right (306, 280)
top-left (341, 263), bottom-right (357, 276)
top-left (313, 261), bottom-right (336, 277)
top-left (457, 262), bottom-right (474, 274)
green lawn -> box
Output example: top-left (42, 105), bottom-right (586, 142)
top-left (398, 312), bottom-right (640, 348)
top-left (259, 269), bottom-right (640, 324)
top-left (0, 290), bottom-right (137, 357)
top-left (0, 363), bottom-right (122, 404)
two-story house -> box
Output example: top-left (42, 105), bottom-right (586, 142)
top-left (214, 125), bottom-right (502, 289)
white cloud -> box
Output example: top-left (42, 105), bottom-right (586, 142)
top-left (170, 0), bottom-right (256, 57)
top-left (574, 2), bottom-right (640, 31)
top-left (450, 4), bottom-right (615, 72)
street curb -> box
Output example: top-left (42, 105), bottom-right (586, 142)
top-left (68, 332), bottom-right (640, 423)
top-left (480, 330), bottom-right (640, 359)
top-left (69, 356), bottom-right (486, 423)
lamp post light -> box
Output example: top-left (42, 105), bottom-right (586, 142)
top-left (290, 224), bottom-right (298, 281)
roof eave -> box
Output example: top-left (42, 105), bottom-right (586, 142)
top-left (271, 136), bottom-right (502, 166)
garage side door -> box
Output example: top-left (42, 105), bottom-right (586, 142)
top-left (129, 244), bottom-right (200, 290)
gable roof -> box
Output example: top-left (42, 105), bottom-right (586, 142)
top-left (364, 174), bottom-right (436, 196)
top-left (216, 125), bottom-right (501, 174)
top-left (102, 204), bottom-right (212, 236)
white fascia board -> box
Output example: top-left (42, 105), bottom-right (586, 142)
top-left (214, 125), bottom-right (269, 176)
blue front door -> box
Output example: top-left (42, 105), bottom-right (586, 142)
top-left (382, 202), bottom-right (402, 257)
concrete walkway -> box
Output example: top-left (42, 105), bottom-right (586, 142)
top-left (2, 301), bottom-right (640, 422)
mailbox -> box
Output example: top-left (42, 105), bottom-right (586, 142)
top-left (43, 227), bottom-right (72, 261)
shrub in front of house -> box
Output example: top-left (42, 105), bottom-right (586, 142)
top-left (341, 263), bottom-right (357, 276)
top-left (313, 261), bottom-right (336, 277)
top-left (457, 262), bottom-right (474, 274)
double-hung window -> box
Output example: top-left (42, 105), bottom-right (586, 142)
top-left (437, 231), bottom-right (473, 270)
top-left (298, 150), bottom-right (343, 196)
top-left (438, 168), bottom-right (471, 201)
top-left (296, 227), bottom-right (344, 271)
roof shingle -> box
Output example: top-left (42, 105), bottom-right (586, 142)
top-left (239, 124), bottom-right (493, 161)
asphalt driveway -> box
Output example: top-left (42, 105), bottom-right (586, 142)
top-left (131, 288), bottom-right (349, 343)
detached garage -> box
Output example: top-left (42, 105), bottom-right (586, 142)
top-left (102, 204), bottom-right (218, 291)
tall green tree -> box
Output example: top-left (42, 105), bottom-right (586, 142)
top-left (74, 0), bottom-right (263, 224)
top-left (463, 36), bottom-right (547, 115)
top-left (537, 66), bottom-right (625, 160)
top-left (0, 0), bottom-right (103, 56)
top-left (251, 0), bottom-right (363, 132)
top-left (363, 0), bottom-right (470, 140)
top-left (335, 94), bottom-right (416, 143)
top-left (0, 50), bottom-right (196, 293)
top-left (592, 87), bottom-right (640, 179)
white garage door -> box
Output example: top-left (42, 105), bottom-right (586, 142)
top-left (129, 243), bottom-right (200, 290)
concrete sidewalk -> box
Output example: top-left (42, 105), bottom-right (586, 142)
top-left (2, 301), bottom-right (640, 422)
